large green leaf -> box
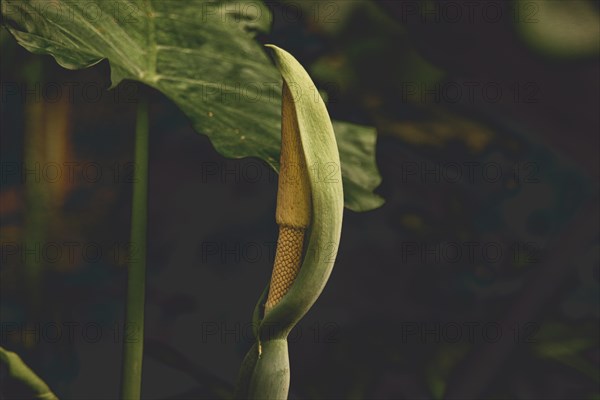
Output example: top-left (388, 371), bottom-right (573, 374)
top-left (1, 0), bottom-right (383, 211)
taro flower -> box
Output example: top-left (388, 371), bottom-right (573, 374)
top-left (235, 45), bottom-right (344, 400)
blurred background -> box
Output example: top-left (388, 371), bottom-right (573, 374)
top-left (1, 0), bottom-right (599, 399)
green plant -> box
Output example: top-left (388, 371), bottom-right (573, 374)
top-left (235, 45), bottom-right (345, 399)
top-left (0, 1), bottom-right (383, 398)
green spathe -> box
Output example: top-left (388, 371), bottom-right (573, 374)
top-left (260, 45), bottom-right (344, 337)
top-left (236, 44), bottom-right (344, 400)
top-left (249, 340), bottom-right (290, 400)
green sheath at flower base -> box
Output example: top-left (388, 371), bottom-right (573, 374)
top-left (235, 45), bottom-right (344, 400)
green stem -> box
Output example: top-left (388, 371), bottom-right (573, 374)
top-left (23, 57), bottom-right (45, 313)
top-left (121, 97), bottom-right (149, 400)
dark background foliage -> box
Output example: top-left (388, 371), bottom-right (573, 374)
top-left (1, 0), bottom-right (598, 399)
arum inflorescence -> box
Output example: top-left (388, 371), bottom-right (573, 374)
top-left (235, 45), bottom-right (344, 400)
